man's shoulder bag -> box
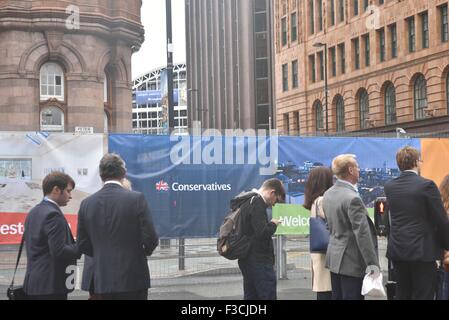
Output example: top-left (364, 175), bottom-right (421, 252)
top-left (7, 236), bottom-right (27, 300)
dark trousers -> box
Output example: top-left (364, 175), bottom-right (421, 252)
top-left (393, 261), bottom-right (436, 300)
top-left (330, 272), bottom-right (364, 300)
top-left (317, 291), bottom-right (332, 300)
top-left (96, 289), bottom-right (148, 300)
top-left (436, 265), bottom-right (449, 300)
top-left (238, 259), bottom-right (277, 300)
top-left (27, 294), bottom-right (67, 300)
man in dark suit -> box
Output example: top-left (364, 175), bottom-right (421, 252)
top-left (77, 153), bottom-right (159, 300)
top-left (323, 154), bottom-right (379, 300)
top-left (24, 172), bottom-right (79, 300)
top-left (385, 146), bottom-right (449, 300)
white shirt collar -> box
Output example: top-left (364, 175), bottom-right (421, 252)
top-left (44, 197), bottom-right (59, 208)
top-left (404, 170), bottom-right (418, 175)
top-left (104, 180), bottom-right (123, 187)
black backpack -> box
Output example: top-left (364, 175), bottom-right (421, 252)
top-left (217, 195), bottom-right (257, 260)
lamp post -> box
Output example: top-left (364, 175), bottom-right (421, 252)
top-left (313, 42), bottom-right (328, 133)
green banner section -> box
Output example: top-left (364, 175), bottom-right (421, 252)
top-left (272, 204), bottom-right (375, 236)
top-left (272, 204), bottom-right (310, 235)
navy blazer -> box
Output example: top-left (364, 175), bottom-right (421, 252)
top-left (77, 184), bottom-right (159, 294)
top-left (385, 171), bottom-right (449, 262)
top-left (23, 200), bottom-right (79, 295)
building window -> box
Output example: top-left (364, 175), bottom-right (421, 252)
top-left (314, 101), bottom-right (324, 131)
top-left (379, 0), bottom-right (384, 4)
top-left (363, 0), bottom-right (368, 12)
top-left (292, 60), bottom-right (299, 88)
top-left (318, 51), bottom-right (324, 81)
top-left (421, 11), bottom-right (429, 49)
top-left (414, 74), bottom-right (427, 120)
top-left (284, 113), bottom-right (290, 135)
top-left (282, 63), bottom-right (288, 91)
top-left (318, 0), bottom-right (323, 31)
top-left (335, 96), bottom-right (345, 132)
top-left (40, 107), bottom-right (64, 132)
top-left (338, 43), bottom-right (346, 74)
top-left (330, 0), bottom-right (335, 26)
top-left (378, 28), bottom-right (385, 62)
top-left (353, 38), bottom-right (360, 70)
top-left (407, 16), bottom-right (416, 53)
top-left (281, 17), bottom-right (287, 46)
top-left (353, 0), bottom-right (359, 16)
top-left (291, 12), bottom-right (297, 42)
top-left (441, 4), bottom-right (448, 43)
top-left (389, 24), bottom-right (397, 58)
top-left (309, 0), bottom-right (315, 34)
top-left (363, 34), bottom-right (370, 67)
top-left (385, 83), bottom-right (397, 125)
top-left (309, 55), bottom-right (316, 83)
top-left (40, 62), bottom-right (64, 101)
top-left (339, 0), bottom-right (344, 22)
top-left (330, 46), bottom-right (337, 77)
top-left (358, 89), bottom-right (369, 129)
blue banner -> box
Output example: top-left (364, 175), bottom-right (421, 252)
top-left (135, 90), bottom-right (179, 105)
top-left (277, 137), bottom-right (420, 206)
top-left (109, 134), bottom-right (274, 238)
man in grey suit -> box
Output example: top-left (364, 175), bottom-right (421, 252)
top-left (77, 153), bottom-right (159, 300)
top-left (323, 154), bottom-right (379, 300)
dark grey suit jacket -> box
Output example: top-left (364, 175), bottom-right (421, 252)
top-left (23, 200), bottom-right (79, 295)
top-left (77, 183), bottom-right (159, 294)
top-left (322, 180), bottom-right (379, 278)
top-left (385, 171), bottom-right (449, 262)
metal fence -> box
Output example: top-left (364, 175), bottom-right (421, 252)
top-left (0, 236), bottom-right (388, 288)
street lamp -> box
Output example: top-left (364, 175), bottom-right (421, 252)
top-left (313, 42), bottom-right (328, 133)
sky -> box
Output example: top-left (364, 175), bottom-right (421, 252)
top-left (131, 0), bottom-right (186, 80)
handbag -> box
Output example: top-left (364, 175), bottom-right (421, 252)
top-left (7, 235), bottom-right (27, 300)
top-left (361, 273), bottom-right (386, 297)
top-left (309, 216), bottom-right (330, 253)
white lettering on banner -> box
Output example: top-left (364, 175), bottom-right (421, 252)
top-left (172, 183), bottom-right (232, 192)
top-left (75, 127), bottom-right (94, 135)
top-left (0, 223), bottom-right (24, 235)
top-left (169, 123), bottom-right (279, 176)
top-left (279, 216), bottom-right (309, 227)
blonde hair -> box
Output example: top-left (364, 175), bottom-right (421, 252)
top-left (332, 154), bottom-right (357, 179)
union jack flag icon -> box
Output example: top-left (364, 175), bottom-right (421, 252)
top-left (156, 180), bottom-right (169, 192)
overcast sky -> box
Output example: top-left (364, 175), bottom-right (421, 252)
top-left (131, 0), bottom-right (186, 80)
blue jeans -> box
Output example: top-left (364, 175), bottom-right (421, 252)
top-left (238, 259), bottom-right (277, 300)
top-left (436, 266), bottom-right (449, 300)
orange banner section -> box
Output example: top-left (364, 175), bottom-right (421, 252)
top-left (0, 213), bottom-right (78, 245)
top-left (421, 139), bottom-right (449, 188)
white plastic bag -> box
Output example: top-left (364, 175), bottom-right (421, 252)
top-left (361, 273), bottom-right (386, 297)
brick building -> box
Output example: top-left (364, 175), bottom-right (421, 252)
top-left (275, 0), bottom-right (449, 135)
top-left (0, 0), bottom-right (144, 133)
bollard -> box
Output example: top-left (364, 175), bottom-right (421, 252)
top-left (275, 235), bottom-right (288, 280)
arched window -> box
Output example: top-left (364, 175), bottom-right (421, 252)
top-left (40, 107), bottom-right (64, 132)
top-left (314, 100), bottom-right (323, 131)
top-left (385, 83), bottom-right (397, 125)
top-left (40, 63), bottom-right (64, 101)
top-left (335, 95), bottom-right (345, 132)
top-left (358, 89), bottom-right (369, 129)
top-left (414, 74), bottom-right (427, 120)
top-left (104, 71), bottom-right (109, 104)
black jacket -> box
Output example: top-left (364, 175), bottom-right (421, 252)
top-left (77, 183), bottom-right (159, 294)
top-left (23, 200), bottom-right (79, 295)
top-left (384, 171), bottom-right (449, 262)
top-left (233, 191), bottom-right (277, 265)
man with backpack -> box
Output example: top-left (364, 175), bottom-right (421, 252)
top-left (232, 178), bottom-right (285, 300)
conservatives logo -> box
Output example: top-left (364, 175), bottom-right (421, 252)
top-left (156, 180), bottom-right (170, 192)
top-left (155, 181), bottom-right (232, 193)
